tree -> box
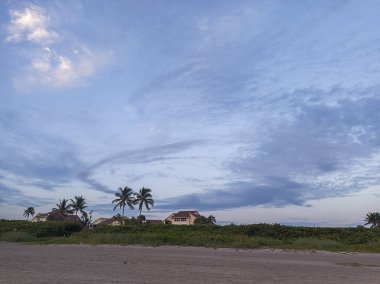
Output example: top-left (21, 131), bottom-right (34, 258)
top-left (70, 195), bottom-right (87, 216)
top-left (364, 212), bottom-right (380, 228)
top-left (53, 199), bottom-right (74, 215)
top-left (207, 215), bottom-right (216, 225)
top-left (23, 207), bottom-right (35, 221)
top-left (81, 210), bottom-right (93, 228)
top-left (133, 187), bottom-right (154, 224)
top-left (194, 215), bottom-right (216, 225)
top-left (112, 186), bottom-right (134, 226)
top-left (137, 215), bottom-right (146, 224)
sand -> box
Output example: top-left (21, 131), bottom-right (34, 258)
top-left (1, 242), bottom-right (380, 283)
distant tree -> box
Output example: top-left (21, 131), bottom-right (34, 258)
top-left (133, 187), bottom-right (154, 224)
top-left (128, 216), bottom-right (138, 225)
top-left (70, 196), bottom-right (87, 216)
top-left (53, 199), bottom-right (74, 215)
top-left (112, 186), bottom-right (134, 226)
top-left (23, 207), bottom-right (35, 221)
top-left (164, 219), bottom-right (172, 225)
top-left (364, 212), bottom-right (380, 228)
top-left (194, 215), bottom-right (209, 224)
top-left (137, 215), bottom-right (146, 224)
top-left (207, 215), bottom-right (216, 225)
top-left (194, 215), bottom-right (217, 225)
top-left (81, 210), bottom-right (93, 228)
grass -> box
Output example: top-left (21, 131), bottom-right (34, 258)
top-left (336, 262), bottom-right (380, 268)
top-left (27, 232), bottom-right (380, 253)
top-left (0, 231), bottom-right (36, 242)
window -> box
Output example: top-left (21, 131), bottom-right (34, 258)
top-left (174, 218), bottom-right (187, 222)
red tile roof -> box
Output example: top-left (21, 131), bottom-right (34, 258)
top-left (171, 211), bottom-right (200, 218)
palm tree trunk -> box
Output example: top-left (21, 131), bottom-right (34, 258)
top-left (122, 206), bottom-right (125, 226)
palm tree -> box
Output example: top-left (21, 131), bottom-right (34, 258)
top-left (53, 199), bottom-right (74, 215)
top-left (133, 187), bottom-right (154, 224)
top-left (364, 212), bottom-right (380, 228)
top-left (23, 207), bottom-right (35, 221)
top-left (70, 195), bottom-right (87, 216)
top-left (112, 186), bottom-right (135, 226)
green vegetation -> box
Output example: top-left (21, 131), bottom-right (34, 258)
top-left (194, 215), bottom-right (216, 225)
top-left (112, 186), bottom-right (135, 226)
top-left (0, 220), bottom-right (82, 239)
top-left (23, 207), bottom-right (35, 221)
top-left (133, 187), bottom-right (154, 224)
top-left (2, 220), bottom-right (380, 252)
top-left (336, 262), bottom-right (380, 268)
top-left (364, 212), bottom-right (380, 228)
top-left (70, 195), bottom-right (87, 216)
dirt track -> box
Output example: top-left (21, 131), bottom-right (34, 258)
top-left (1, 242), bottom-right (380, 283)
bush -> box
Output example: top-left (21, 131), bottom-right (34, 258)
top-left (0, 220), bottom-right (83, 238)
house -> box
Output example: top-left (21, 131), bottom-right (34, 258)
top-left (31, 213), bottom-right (49, 222)
top-left (31, 211), bottom-right (81, 223)
top-left (164, 211), bottom-right (201, 225)
top-left (93, 216), bottom-right (129, 226)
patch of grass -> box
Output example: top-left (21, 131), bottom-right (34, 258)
top-left (289, 238), bottom-right (342, 251)
top-left (0, 231), bottom-right (36, 242)
top-left (336, 262), bottom-right (380, 268)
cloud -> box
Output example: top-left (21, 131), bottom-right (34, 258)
top-left (0, 182), bottom-right (52, 207)
top-left (17, 46), bottom-right (98, 90)
top-left (158, 177), bottom-right (308, 211)
top-left (4, 4), bottom-right (110, 91)
top-left (78, 141), bottom-right (204, 193)
top-left (5, 4), bottom-right (57, 44)
top-left (0, 106), bottom-right (83, 186)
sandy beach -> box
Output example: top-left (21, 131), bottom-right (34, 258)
top-left (1, 243), bottom-right (380, 283)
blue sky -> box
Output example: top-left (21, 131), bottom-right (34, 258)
top-left (1, 0), bottom-right (380, 226)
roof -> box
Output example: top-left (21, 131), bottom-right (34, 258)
top-left (32, 212), bottom-right (81, 223)
top-left (93, 218), bottom-right (109, 225)
top-left (34, 213), bottom-right (49, 218)
top-left (64, 215), bottom-right (81, 223)
top-left (171, 211), bottom-right (200, 218)
top-left (96, 216), bottom-right (129, 225)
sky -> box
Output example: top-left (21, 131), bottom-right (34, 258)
top-left (1, 0), bottom-right (380, 226)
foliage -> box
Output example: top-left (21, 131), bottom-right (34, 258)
top-left (364, 212), bottom-right (380, 228)
top-left (112, 186), bottom-right (135, 226)
top-left (0, 231), bottom-right (36, 242)
top-left (0, 220), bottom-right (83, 238)
top-left (70, 196), bottom-right (87, 216)
top-left (194, 215), bottom-right (216, 225)
top-left (23, 207), bottom-right (35, 221)
top-left (133, 187), bottom-right (154, 223)
top-left (53, 199), bottom-right (74, 214)
top-left (3, 219), bottom-right (380, 252)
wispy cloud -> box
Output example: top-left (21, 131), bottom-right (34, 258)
top-left (78, 141), bottom-right (204, 193)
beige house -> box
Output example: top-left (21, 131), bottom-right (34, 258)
top-left (93, 216), bottom-right (129, 226)
top-left (165, 211), bottom-right (200, 225)
top-left (31, 213), bottom-right (49, 222)
top-left (31, 211), bottom-right (81, 223)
